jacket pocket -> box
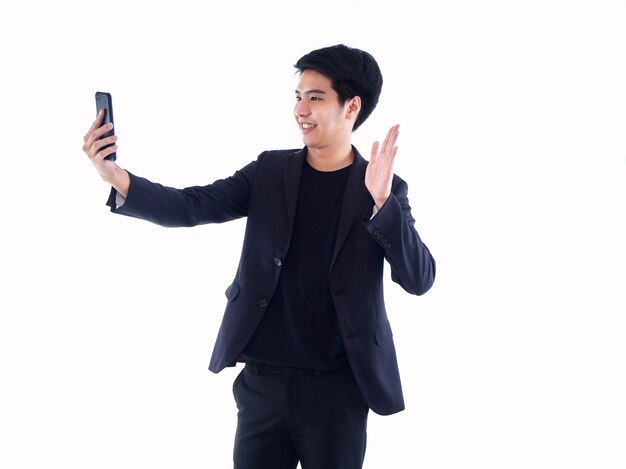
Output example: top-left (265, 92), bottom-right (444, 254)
top-left (374, 321), bottom-right (393, 346)
top-left (225, 281), bottom-right (241, 302)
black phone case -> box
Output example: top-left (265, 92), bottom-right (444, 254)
top-left (95, 91), bottom-right (116, 161)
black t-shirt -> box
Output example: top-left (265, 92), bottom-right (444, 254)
top-left (242, 159), bottom-right (351, 370)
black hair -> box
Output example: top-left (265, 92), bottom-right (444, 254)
top-left (294, 44), bottom-right (383, 131)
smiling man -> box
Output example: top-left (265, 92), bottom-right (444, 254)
top-left (83, 44), bottom-right (436, 469)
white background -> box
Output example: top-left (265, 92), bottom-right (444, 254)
top-left (1, 1), bottom-right (625, 468)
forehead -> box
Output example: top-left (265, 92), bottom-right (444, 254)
top-left (295, 69), bottom-right (335, 94)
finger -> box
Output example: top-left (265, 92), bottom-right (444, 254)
top-left (84, 122), bottom-right (114, 152)
top-left (387, 128), bottom-right (399, 154)
top-left (390, 124), bottom-right (400, 142)
top-left (381, 124), bottom-right (399, 154)
top-left (93, 121), bottom-right (114, 139)
top-left (380, 128), bottom-right (392, 154)
top-left (83, 109), bottom-right (105, 142)
top-left (85, 134), bottom-right (117, 160)
top-left (90, 135), bottom-right (118, 158)
top-left (93, 134), bottom-right (118, 151)
top-left (95, 144), bottom-right (118, 161)
top-left (390, 145), bottom-right (398, 162)
top-left (370, 141), bottom-right (380, 162)
top-left (380, 128), bottom-right (398, 161)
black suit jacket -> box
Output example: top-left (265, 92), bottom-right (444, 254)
top-left (107, 146), bottom-right (435, 415)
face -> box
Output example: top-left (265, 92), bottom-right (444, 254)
top-left (294, 69), bottom-right (357, 150)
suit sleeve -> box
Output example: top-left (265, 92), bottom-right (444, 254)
top-left (366, 179), bottom-right (436, 295)
top-left (105, 157), bottom-right (260, 227)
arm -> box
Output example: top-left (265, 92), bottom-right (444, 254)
top-left (367, 180), bottom-right (436, 295)
top-left (106, 162), bottom-right (257, 227)
top-left (83, 110), bottom-right (257, 227)
top-left (364, 124), bottom-right (436, 295)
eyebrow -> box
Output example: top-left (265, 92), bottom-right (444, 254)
top-left (295, 89), bottom-right (327, 95)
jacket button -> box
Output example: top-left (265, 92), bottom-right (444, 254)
top-left (376, 233), bottom-right (383, 240)
top-left (257, 299), bottom-right (268, 308)
top-left (373, 229), bottom-right (381, 236)
top-left (384, 242), bottom-right (391, 249)
top-left (273, 257), bottom-right (282, 267)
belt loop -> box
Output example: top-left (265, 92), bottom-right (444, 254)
top-left (254, 361), bottom-right (259, 375)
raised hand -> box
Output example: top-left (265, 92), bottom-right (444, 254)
top-left (365, 124), bottom-right (399, 209)
top-left (82, 110), bottom-right (130, 197)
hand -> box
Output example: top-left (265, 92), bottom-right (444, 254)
top-left (82, 110), bottom-right (129, 196)
top-left (365, 124), bottom-right (399, 209)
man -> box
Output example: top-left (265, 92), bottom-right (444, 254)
top-left (83, 44), bottom-right (435, 469)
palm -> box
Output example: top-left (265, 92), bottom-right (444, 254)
top-left (365, 125), bottom-right (399, 207)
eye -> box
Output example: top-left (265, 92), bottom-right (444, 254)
top-left (310, 96), bottom-right (320, 101)
top-left (295, 96), bottom-right (301, 101)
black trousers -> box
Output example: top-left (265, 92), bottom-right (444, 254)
top-left (232, 361), bottom-right (369, 469)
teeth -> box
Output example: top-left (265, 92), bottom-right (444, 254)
top-left (302, 123), bottom-right (315, 129)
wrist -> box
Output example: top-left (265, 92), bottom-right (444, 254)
top-left (373, 195), bottom-right (389, 210)
top-left (107, 166), bottom-right (130, 198)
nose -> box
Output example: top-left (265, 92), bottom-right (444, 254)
top-left (295, 99), bottom-right (311, 118)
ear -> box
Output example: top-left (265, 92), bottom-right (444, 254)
top-left (345, 96), bottom-right (362, 122)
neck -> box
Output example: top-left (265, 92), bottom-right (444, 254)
top-left (306, 144), bottom-right (354, 171)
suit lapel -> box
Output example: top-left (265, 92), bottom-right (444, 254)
top-left (331, 147), bottom-right (370, 269)
top-left (284, 148), bottom-right (306, 244)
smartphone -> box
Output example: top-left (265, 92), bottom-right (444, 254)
top-left (95, 91), bottom-right (116, 161)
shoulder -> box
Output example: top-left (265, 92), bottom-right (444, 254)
top-left (254, 148), bottom-right (305, 172)
top-left (258, 148), bottom-right (304, 162)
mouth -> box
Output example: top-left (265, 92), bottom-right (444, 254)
top-left (300, 122), bottom-right (317, 130)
